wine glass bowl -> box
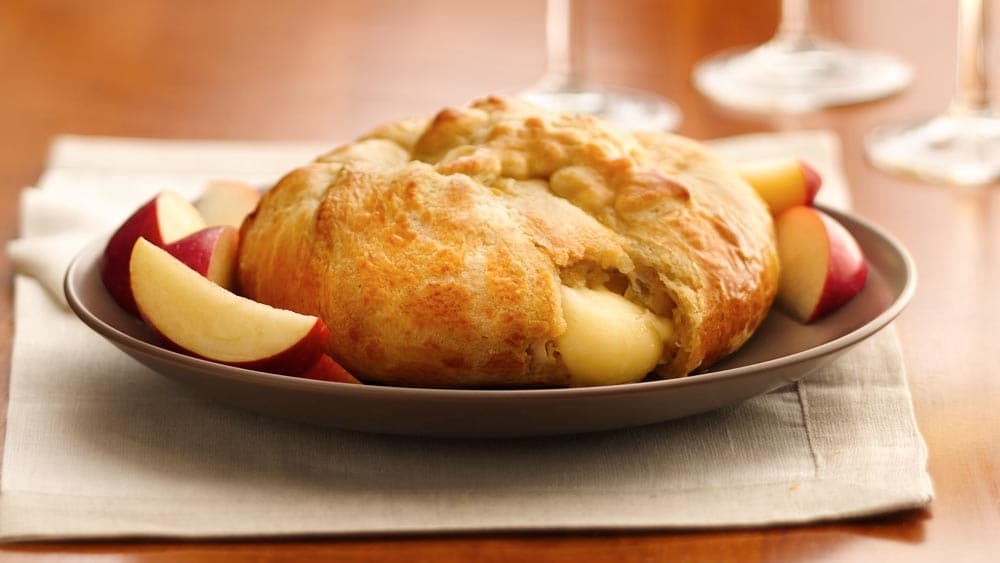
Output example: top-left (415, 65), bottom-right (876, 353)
top-left (518, 0), bottom-right (681, 131)
top-left (693, 38), bottom-right (913, 113)
top-left (866, 111), bottom-right (1000, 186)
top-left (693, 0), bottom-right (912, 113)
top-left (865, 0), bottom-right (1000, 186)
top-left (519, 83), bottom-right (681, 133)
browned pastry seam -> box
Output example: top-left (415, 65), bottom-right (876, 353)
top-left (238, 96), bottom-right (778, 387)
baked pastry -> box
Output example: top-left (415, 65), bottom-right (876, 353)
top-left (238, 96), bottom-right (778, 387)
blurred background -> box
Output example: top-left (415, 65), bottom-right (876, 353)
top-left (2, 0), bottom-right (961, 152)
top-left (2, 1), bottom-right (1000, 559)
top-left (0, 0), bottom-right (975, 264)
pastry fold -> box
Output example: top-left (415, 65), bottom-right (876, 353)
top-left (238, 97), bottom-right (779, 387)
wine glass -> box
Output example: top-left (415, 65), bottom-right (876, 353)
top-left (692, 0), bottom-right (913, 112)
top-left (518, 0), bottom-right (681, 131)
top-left (865, 0), bottom-right (1000, 186)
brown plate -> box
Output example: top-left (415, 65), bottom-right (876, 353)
top-left (65, 207), bottom-right (915, 438)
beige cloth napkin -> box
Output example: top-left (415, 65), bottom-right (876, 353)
top-left (0, 132), bottom-right (932, 541)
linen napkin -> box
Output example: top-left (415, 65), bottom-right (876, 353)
top-left (0, 132), bottom-right (932, 541)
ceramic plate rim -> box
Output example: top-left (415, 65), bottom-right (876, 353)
top-left (64, 206), bottom-right (916, 405)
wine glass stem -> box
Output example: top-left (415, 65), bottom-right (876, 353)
top-left (544, 0), bottom-right (586, 90)
top-left (773, 0), bottom-right (815, 48)
top-left (950, 0), bottom-right (994, 115)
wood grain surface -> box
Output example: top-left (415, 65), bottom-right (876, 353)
top-left (1, 1), bottom-right (997, 561)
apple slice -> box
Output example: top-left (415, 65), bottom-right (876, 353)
top-left (775, 206), bottom-right (868, 323)
top-left (130, 237), bottom-right (328, 375)
top-left (300, 355), bottom-right (362, 384)
top-left (194, 180), bottom-right (261, 227)
top-left (737, 157), bottom-right (822, 216)
top-left (162, 225), bottom-right (239, 290)
top-left (101, 191), bottom-right (206, 314)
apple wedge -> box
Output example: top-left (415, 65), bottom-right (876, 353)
top-left (300, 355), bottom-right (362, 384)
top-left (775, 206), bottom-right (869, 323)
top-left (101, 191), bottom-right (206, 314)
top-left (163, 225), bottom-right (239, 290)
top-left (130, 237), bottom-right (328, 375)
top-left (194, 180), bottom-right (261, 227)
top-left (737, 157), bottom-right (822, 216)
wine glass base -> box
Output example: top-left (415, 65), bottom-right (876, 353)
top-left (865, 113), bottom-right (1000, 186)
top-left (519, 86), bottom-right (681, 132)
top-left (693, 40), bottom-right (913, 113)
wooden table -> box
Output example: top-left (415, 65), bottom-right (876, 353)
top-left (1, 1), bottom-right (997, 560)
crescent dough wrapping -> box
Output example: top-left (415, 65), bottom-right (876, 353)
top-left (238, 96), bottom-right (779, 387)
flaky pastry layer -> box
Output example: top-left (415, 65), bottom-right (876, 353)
top-left (238, 96), bottom-right (778, 387)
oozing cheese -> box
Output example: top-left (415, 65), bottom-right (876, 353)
top-left (556, 285), bottom-right (674, 387)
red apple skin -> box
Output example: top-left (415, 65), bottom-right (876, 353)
top-left (300, 355), bottom-right (362, 384)
top-left (737, 157), bottom-right (823, 216)
top-left (101, 191), bottom-right (205, 314)
top-left (147, 310), bottom-right (330, 377)
top-left (798, 159), bottom-right (823, 205)
top-left (223, 318), bottom-right (330, 376)
top-left (807, 214), bottom-right (868, 322)
top-left (162, 226), bottom-right (239, 290)
top-left (776, 206), bottom-right (869, 323)
top-left (195, 180), bottom-right (261, 227)
top-left (130, 237), bottom-right (329, 377)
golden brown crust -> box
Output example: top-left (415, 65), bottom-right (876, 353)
top-left (238, 96), bottom-right (778, 387)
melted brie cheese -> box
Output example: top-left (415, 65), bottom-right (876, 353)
top-left (556, 285), bottom-right (674, 387)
